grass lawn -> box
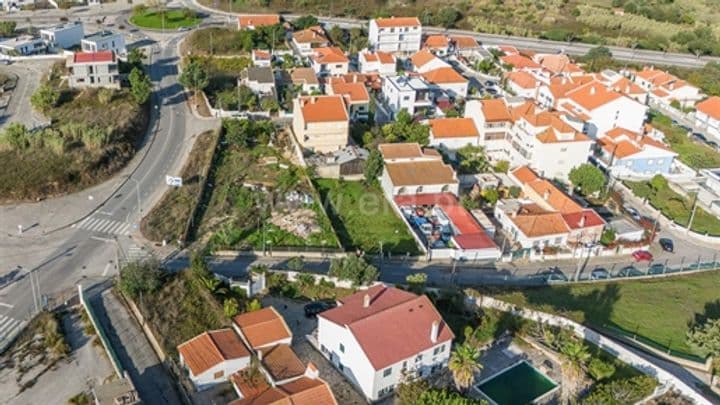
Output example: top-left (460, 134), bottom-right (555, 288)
top-left (314, 179), bottom-right (420, 254)
top-left (650, 111), bottom-right (720, 169)
top-left (491, 270), bottom-right (720, 358)
top-left (130, 10), bottom-right (201, 29)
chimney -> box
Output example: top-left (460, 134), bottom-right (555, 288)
top-left (579, 214), bottom-right (586, 228)
top-left (625, 85), bottom-right (630, 93)
top-left (561, 77), bottom-right (567, 85)
top-left (305, 362), bottom-right (319, 380)
top-left (353, 75), bottom-right (358, 83)
top-left (590, 86), bottom-right (596, 95)
top-left (257, 350), bottom-right (263, 361)
top-left (311, 96), bottom-right (317, 104)
top-left (363, 294), bottom-right (370, 308)
top-left (543, 190), bottom-right (550, 201)
top-left (430, 321), bottom-right (439, 343)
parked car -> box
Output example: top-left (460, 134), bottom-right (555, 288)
top-left (632, 250), bottom-right (653, 262)
top-left (659, 238), bottom-right (674, 252)
top-left (692, 132), bottom-right (707, 143)
top-left (623, 205), bottom-right (641, 221)
top-left (304, 301), bottom-right (336, 317)
top-left (647, 264), bottom-right (666, 275)
top-left (708, 141), bottom-right (720, 150)
top-left (617, 266), bottom-right (643, 277)
top-left (590, 268), bottom-right (610, 280)
top-left (538, 267), bottom-right (568, 283)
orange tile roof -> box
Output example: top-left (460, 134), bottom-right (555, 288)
top-left (528, 180), bottom-right (583, 214)
top-left (330, 81), bottom-right (369, 104)
top-left (421, 67), bottom-right (467, 84)
top-left (480, 98), bottom-right (512, 122)
top-left (320, 286), bottom-right (454, 370)
top-left (635, 68), bottom-right (664, 81)
top-left (238, 15), bottom-right (280, 28)
top-left (73, 51), bottom-right (114, 64)
top-left (429, 118), bottom-right (478, 138)
top-left (312, 47), bottom-right (348, 64)
top-left (362, 51), bottom-right (395, 64)
top-left (410, 49), bottom-right (439, 68)
top-left (498, 45), bottom-right (519, 55)
top-left (562, 209), bottom-right (606, 229)
top-left (424, 35), bottom-right (449, 49)
top-left (296, 95), bottom-right (349, 123)
top-left (611, 77), bottom-right (645, 95)
top-left (598, 137), bottom-right (640, 159)
top-left (511, 165), bottom-right (539, 184)
top-left (252, 49), bottom-right (271, 60)
top-left (374, 17), bottom-right (421, 28)
top-left (567, 82), bottom-right (622, 111)
top-left (289, 67), bottom-right (319, 86)
top-left (385, 160), bottom-right (458, 187)
top-left (278, 377), bottom-right (337, 405)
top-left (652, 88), bottom-right (670, 97)
top-left (509, 211), bottom-right (570, 237)
top-left (535, 127), bottom-right (590, 144)
top-left (450, 35), bottom-right (479, 49)
top-left (231, 373), bottom-right (337, 405)
top-left (231, 369), bottom-right (271, 401)
top-left (505, 71), bottom-right (537, 89)
top-left (500, 54), bottom-right (541, 69)
top-left (696, 96), bottom-right (720, 120)
top-left (233, 307), bottom-right (292, 349)
top-left (259, 344), bottom-right (306, 381)
top-left (560, 102), bottom-right (591, 121)
top-left (292, 26), bottom-right (328, 44)
top-left (177, 329), bottom-right (250, 376)
top-left (378, 143), bottom-right (424, 160)
top-left (600, 127), bottom-right (673, 158)
top-left (536, 54), bottom-right (583, 75)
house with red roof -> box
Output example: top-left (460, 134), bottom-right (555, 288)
top-left (237, 14), bottom-right (280, 30)
top-left (420, 66), bottom-right (469, 99)
top-left (317, 285), bottom-right (454, 401)
top-left (423, 34), bottom-right (450, 56)
top-left (630, 67), bottom-right (703, 108)
top-left (327, 80), bottom-right (370, 121)
top-left (292, 95), bottom-right (349, 153)
top-left (596, 127), bottom-right (678, 177)
top-left (358, 50), bottom-right (396, 75)
top-left (504, 70), bottom-right (539, 99)
top-left (177, 329), bottom-right (251, 391)
top-left (409, 49), bottom-right (450, 73)
top-left (66, 51), bottom-right (119, 89)
top-left (427, 117), bottom-right (480, 150)
top-left (368, 17), bottom-right (422, 53)
top-left (292, 26), bottom-right (330, 57)
top-left (310, 47), bottom-right (349, 77)
top-left (695, 96), bottom-right (720, 139)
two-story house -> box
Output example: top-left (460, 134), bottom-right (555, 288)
top-left (596, 127), bottom-right (678, 177)
top-left (420, 67), bottom-right (468, 99)
top-left (286, 67), bottom-right (320, 94)
top-left (40, 21), bottom-right (84, 50)
top-left (359, 50), bottom-right (396, 75)
top-left (292, 95), bottom-right (349, 153)
top-left (464, 98), bottom-right (514, 158)
top-left (378, 143), bottom-right (459, 197)
top-left (237, 14), bottom-right (280, 30)
top-left (381, 75), bottom-right (433, 118)
top-left (252, 49), bottom-right (272, 67)
top-left (631, 67), bottom-right (703, 108)
top-left (178, 329), bottom-right (251, 391)
top-left (81, 31), bottom-right (126, 57)
top-left (310, 47), bottom-right (349, 77)
top-left (328, 80), bottom-right (370, 121)
top-left (409, 49), bottom-right (450, 73)
top-left (317, 285), bottom-right (454, 402)
top-left (368, 17), bottom-right (422, 53)
top-left (292, 26), bottom-right (330, 57)
top-left (66, 51), bottom-right (120, 89)
top-left (695, 96), bottom-right (720, 139)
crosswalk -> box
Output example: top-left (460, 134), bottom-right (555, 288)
top-left (0, 314), bottom-right (24, 351)
top-left (75, 216), bottom-right (131, 236)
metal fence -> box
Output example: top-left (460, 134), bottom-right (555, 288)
top-left (601, 324), bottom-right (707, 365)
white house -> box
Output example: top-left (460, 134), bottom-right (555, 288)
top-left (695, 96), bottom-right (720, 139)
top-left (504, 71), bottom-right (538, 99)
top-left (177, 329), bottom-right (251, 391)
top-left (232, 307), bottom-right (293, 351)
top-left (378, 143), bottom-right (459, 197)
top-left (81, 31), bottom-right (126, 57)
top-left (596, 127), bottom-right (678, 177)
top-left (449, 35), bottom-right (481, 57)
top-left (423, 35), bottom-right (450, 56)
top-left (427, 117), bottom-right (480, 151)
top-left (464, 98), bottom-right (514, 158)
top-left (328, 80), bottom-right (370, 121)
top-left (240, 67), bottom-right (275, 97)
top-left (632, 67), bottom-right (703, 108)
top-left (66, 51), bottom-right (120, 89)
top-left (368, 17), bottom-right (422, 53)
top-left (409, 49), bottom-right (449, 73)
top-left (291, 26), bottom-right (329, 57)
top-left (287, 67), bottom-right (320, 93)
top-left (231, 366), bottom-right (337, 404)
top-left (381, 75), bottom-right (433, 118)
top-left (310, 47), bottom-right (349, 77)
top-left (0, 36), bottom-right (46, 56)
top-left (359, 50), bottom-right (396, 75)
top-left (40, 21), bottom-right (84, 49)
top-left (292, 95), bottom-right (349, 153)
top-left (252, 49), bottom-right (272, 67)
top-left (317, 285), bottom-right (453, 401)
top-left (420, 67), bottom-right (468, 99)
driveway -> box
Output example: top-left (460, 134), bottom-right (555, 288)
top-left (0, 60), bottom-right (55, 131)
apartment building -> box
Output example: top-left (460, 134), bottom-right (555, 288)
top-left (40, 21), bottom-right (84, 49)
top-left (67, 51), bottom-right (120, 89)
top-left (368, 17), bottom-right (422, 53)
top-left (359, 50), bottom-right (396, 75)
top-left (381, 75), bottom-right (433, 118)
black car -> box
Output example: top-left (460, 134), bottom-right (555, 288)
top-left (659, 238), bottom-right (674, 252)
top-left (304, 301), bottom-right (336, 317)
top-left (692, 132), bottom-right (708, 143)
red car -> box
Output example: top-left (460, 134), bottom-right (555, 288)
top-left (632, 250), bottom-right (653, 262)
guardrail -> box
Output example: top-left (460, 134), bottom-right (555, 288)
top-left (77, 284), bottom-right (124, 378)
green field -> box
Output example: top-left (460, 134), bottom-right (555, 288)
top-left (130, 10), bottom-right (201, 29)
top-left (650, 111), bottom-right (720, 169)
top-left (314, 179), bottom-right (420, 254)
top-left (492, 271), bottom-right (720, 357)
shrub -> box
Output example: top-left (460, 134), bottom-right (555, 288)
top-left (583, 375), bottom-right (657, 404)
top-left (118, 260), bottom-right (162, 299)
top-left (588, 358), bottom-right (616, 381)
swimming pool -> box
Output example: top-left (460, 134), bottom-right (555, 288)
top-left (476, 361), bottom-right (558, 405)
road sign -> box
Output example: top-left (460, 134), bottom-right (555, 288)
top-left (166, 175), bottom-right (183, 187)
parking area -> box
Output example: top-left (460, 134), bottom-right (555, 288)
top-left (262, 295), bottom-right (368, 405)
top-left (0, 60), bottom-right (55, 131)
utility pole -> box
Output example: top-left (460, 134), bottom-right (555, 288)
top-left (687, 193), bottom-right (699, 231)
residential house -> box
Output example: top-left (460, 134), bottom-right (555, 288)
top-left (631, 67), bottom-right (703, 108)
top-left (500, 54), bottom-right (542, 72)
top-left (310, 146), bottom-right (369, 179)
top-left (237, 14), bottom-right (280, 30)
top-left (421, 67), bottom-right (468, 99)
top-left (232, 307), bottom-right (293, 351)
top-left (288, 67), bottom-right (320, 93)
top-left (696, 168), bottom-right (720, 216)
top-left (449, 35), bottom-right (481, 57)
top-left (368, 17), bottom-right (422, 53)
top-left (505, 71), bottom-right (539, 99)
top-left (464, 98), bottom-right (514, 158)
top-left (423, 35), bottom-right (450, 56)
top-left (532, 53), bottom-right (584, 78)
top-left (495, 199), bottom-right (572, 249)
top-left (317, 285), bottom-right (454, 401)
top-left (40, 21), bottom-right (84, 49)
top-left (81, 31), bottom-right (126, 57)
top-left (608, 76), bottom-right (648, 104)
top-left (310, 47), bottom-right (349, 77)
top-left (177, 329), bottom-right (251, 391)
top-left (359, 50), bottom-right (396, 75)
top-left (379, 143), bottom-right (459, 197)
top-left (427, 117), bottom-right (480, 151)
top-left (240, 66), bottom-right (276, 97)
top-left (252, 49), bottom-right (272, 67)
top-left (328, 80), bottom-right (370, 120)
top-left (292, 95), bottom-right (349, 153)
top-left (0, 36), bottom-right (46, 56)
top-left (695, 96), bottom-right (720, 139)
top-left (292, 26), bottom-right (330, 57)
top-left (596, 127), bottom-right (678, 177)
top-left (409, 49), bottom-right (449, 73)
top-left (381, 75), bottom-right (433, 118)
top-left (67, 51), bottom-right (120, 89)
top-left (230, 365), bottom-right (337, 405)
top-left (535, 75), bottom-right (595, 109)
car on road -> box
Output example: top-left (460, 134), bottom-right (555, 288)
top-left (623, 205), bottom-right (641, 221)
top-left (648, 263), bottom-right (666, 275)
top-left (616, 266), bottom-right (643, 277)
top-left (537, 267), bottom-right (568, 283)
top-left (304, 300), bottom-right (336, 317)
top-left (590, 268), bottom-right (610, 280)
top-left (659, 238), bottom-right (674, 252)
top-left (632, 250), bottom-right (653, 262)
top-left (692, 132), bottom-right (707, 143)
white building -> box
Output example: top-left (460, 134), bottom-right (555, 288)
top-left (177, 329), bottom-right (251, 391)
top-left (328, 80), bottom-right (370, 121)
top-left (505, 71), bottom-right (539, 99)
top-left (237, 14), bottom-right (280, 30)
top-left (378, 143), bottom-right (459, 197)
top-left (0, 36), bottom-right (46, 56)
top-left (317, 285), bottom-right (454, 401)
top-left (409, 49), bottom-right (449, 73)
top-left (695, 96), bottom-right (720, 139)
top-left (286, 67), bottom-right (320, 94)
top-left (292, 95), bottom-right (349, 153)
top-left (359, 50), bottom-right (396, 75)
top-left (81, 31), bottom-right (126, 57)
top-left (464, 98), bottom-right (514, 158)
top-left (66, 51), bottom-right (120, 89)
top-left (428, 117), bottom-right (480, 151)
top-left (251, 49), bottom-right (272, 68)
top-left (381, 75), bottom-right (432, 118)
top-left (368, 17), bottom-right (422, 53)
top-left (423, 35), bottom-right (450, 56)
top-left (310, 47), bottom-right (349, 77)
top-left (631, 67), bottom-right (703, 108)
top-left (291, 26), bottom-right (329, 57)
top-left (240, 67), bottom-right (275, 97)
top-left (40, 21), bottom-right (84, 49)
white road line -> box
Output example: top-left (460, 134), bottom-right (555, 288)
top-left (97, 220), bottom-right (115, 233)
top-left (0, 317), bottom-right (15, 335)
top-left (105, 222), bottom-right (122, 234)
top-left (110, 222), bottom-right (127, 234)
top-left (102, 263), bottom-right (112, 277)
top-left (0, 302), bottom-right (13, 308)
top-left (79, 217), bottom-right (96, 228)
top-left (117, 223), bottom-right (130, 235)
top-left (0, 319), bottom-right (20, 337)
top-left (83, 218), bottom-right (102, 230)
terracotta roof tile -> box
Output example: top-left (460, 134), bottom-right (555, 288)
top-left (330, 82), bottom-right (369, 104)
top-left (73, 51), bottom-right (114, 64)
top-left (450, 35), bottom-right (479, 49)
top-left (252, 49), bottom-right (271, 60)
top-left (410, 49), bottom-right (439, 68)
top-left (177, 329), bottom-right (250, 376)
top-left (311, 47), bottom-right (348, 64)
top-left (385, 159), bottom-right (458, 186)
top-left (535, 54), bottom-right (583, 74)
top-left (278, 377), bottom-right (337, 405)
top-left (233, 307), bottom-right (292, 349)
top-left (238, 15), bottom-right (280, 28)
top-left (480, 98), bottom-right (512, 122)
top-left (527, 180), bottom-right (583, 214)
top-left (424, 35), bottom-right (449, 49)
top-left (505, 71), bottom-right (537, 89)
top-left (296, 95), bottom-right (348, 123)
top-left (374, 17), bottom-right (421, 28)
top-left (289, 67), bottom-right (319, 86)
top-left (611, 77), bottom-right (645, 95)
top-left (696, 96), bottom-right (720, 120)
top-left (567, 81), bottom-right (622, 110)
top-left (421, 67), bottom-right (467, 84)
top-left (362, 51), bottom-right (395, 64)
top-left (292, 26), bottom-right (328, 44)
top-left (511, 166), bottom-right (539, 184)
top-left (509, 211), bottom-right (570, 237)
top-left (429, 118), bottom-right (478, 138)
top-left (500, 54), bottom-right (541, 69)
top-left (562, 209), bottom-right (606, 230)
top-left (378, 143), bottom-right (424, 160)
top-left (259, 344), bottom-right (306, 381)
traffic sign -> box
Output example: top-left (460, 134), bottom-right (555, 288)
top-left (166, 175), bottom-right (183, 187)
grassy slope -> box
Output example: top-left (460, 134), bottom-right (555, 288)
top-left (491, 271), bottom-right (720, 356)
top-left (651, 112), bottom-right (720, 169)
top-left (130, 10), bottom-right (200, 29)
top-left (314, 179), bottom-right (420, 254)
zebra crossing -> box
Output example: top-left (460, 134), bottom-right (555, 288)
top-left (0, 314), bottom-right (24, 351)
top-left (75, 216), bottom-right (131, 236)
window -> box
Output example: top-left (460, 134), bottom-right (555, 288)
top-left (383, 367), bottom-right (392, 377)
top-left (415, 354), bottom-right (423, 363)
top-left (339, 343), bottom-right (345, 353)
top-left (213, 370), bottom-right (224, 379)
top-left (335, 64), bottom-right (342, 68)
top-left (402, 361), bottom-right (407, 371)
top-left (403, 95), bottom-right (410, 101)
top-left (554, 237), bottom-right (562, 244)
top-left (433, 347), bottom-right (440, 355)
top-left (560, 147), bottom-right (567, 152)
top-left (647, 159), bottom-right (654, 165)
top-left (439, 344), bottom-right (445, 352)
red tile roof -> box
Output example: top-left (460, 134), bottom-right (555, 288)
top-left (312, 47), bottom-right (348, 64)
top-left (292, 26), bottom-right (328, 44)
top-left (410, 49), bottom-right (439, 69)
top-left (296, 95), bottom-right (349, 123)
top-left (500, 54), bottom-right (541, 69)
top-left (424, 35), bottom-right (449, 49)
top-left (697, 96), bottom-right (720, 120)
top-left (73, 51), bottom-right (114, 64)
top-left (429, 118), bottom-right (479, 138)
top-left (177, 329), bottom-right (250, 376)
top-left (231, 372), bottom-right (337, 405)
top-left (378, 143), bottom-right (424, 160)
top-left (362, 51), bottom-right (395, 64)
top-left (238, 14), bottom-right (280, 28)
top-left (330, 82), bottom-right (369, 104)
top-left (421, 67), bottom-right (467, 84)
top-left (258, 344), bottom-right (306, 381)
top-left (233, 307), bottom-right (292, 349)
top-left (374, 17), bottom-right (421, 28)
top-left (320, 285), bottom-right (454, 370)
top-left (562, 209), bottom-right (606, 230)
top-left (566, 81), bottom-right (622, 111)
top-left (450, 35), bottom-right (479, 49)
top-left (505, 71), bottom-right (537, 89)
top-left (480, 98), bottom-right (512, 122)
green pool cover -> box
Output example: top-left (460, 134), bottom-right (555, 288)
top-left (477, 361), bottom-right (557, 405)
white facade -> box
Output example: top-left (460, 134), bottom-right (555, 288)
top-left (380, 168), bottom-right (460, 198)
top-left (695, 109), bottom-right (720, 139)
top-left (425, 80), bottom-right (467, 99)
top-left (81, 31), bottom-right (126, 56)
top-left (0, 36), bottom-right (46, 56)
top-left (464, 99), bottom-right (513, 158)
top-left (493, 203), bottom-right (569, 249)
top-left (381, 76), bottom-right (432, 118)
top-left (67, 54), bottom-right (120, 89)
top-left (368, 18), bottom-right (422, 53)
top-left (180, 354), bottom-right (250, 391)
top-left (358, 51), bottom-right (396, 75)
top-left (311, 59), bottom-right (349, 77)
top-left (40, 21), bottom-right (84, 49)
top-left (561, 95), bottom-right (648, 139)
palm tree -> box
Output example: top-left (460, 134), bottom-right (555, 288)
top-left (560, 339), bottom-right (590, 400)
top-left (448, 344), bottom-right (482, 392)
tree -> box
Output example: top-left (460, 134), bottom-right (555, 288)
top-left (480, 188), bottom-right (499, 206)
top-left (363, 149), bottom-right (383, 185)
top-left (224, 298), bottom-right (239, 318)
top-left (569, 164), bottom-right (606, 196)
top-left (129, 67), bottom-right (152, 104)
top-left (448, 344), bottom-right (482, 392)
top-left (0, 21), bottom-right (16, 36)
top-left (30, 84), bottom-right (60, 112)
top-left (118, 260), bottom-right (162, 300)
top-left (456, 144), bottom-right (490, 174)
top-left (687, 318), bottom-right (720, 357)
top-left (292, 15), bottom-right (319, 30)
top-left (328, 255), bottom-right (378, 286)
top-left (396, 374), bottom-right (430, 405)
top-left (127, 47), bottom-right (146, 69)
top-left (381, 109), bottom-right (430, 146)
top-left (178, 60), bottom-right (209, 95)
top-left (287, 256), bottom-right (305, 272)
top-left (649, 173), bottom-right (668, 191)
top-left (583, 375), bottom-right (657, 404)
top-left (582, 46), bottom-right (614, 72)
top-left (260, 96), bottom-right (280, 112)
top-left (493, 160), bottom-right (510, 173)
top-left (435, 7), bottom-right (461, 29)
top-left (599, 228), bottom-right (616, 246)
top-left (474, 59), bottom-right (495, 74)
top-left (406, 272), bottom-right (427, 293)
top-left (588, 358), bottom-right (616, 381)
top-left (417, 389), bottom-right (485, 405)
top-left (0, 122), bottom-right (30, 150)
top-left (245, 298), bottom-right (263, 312)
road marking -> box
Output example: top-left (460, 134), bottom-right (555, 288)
top-left (102, 263), bottom-right (112, 277)
top-left (0, 302), bottom-right (13, 309)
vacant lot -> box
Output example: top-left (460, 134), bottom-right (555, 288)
top-left (181, 26), bottom-right (285, 56)
top-left (130, 9), bottom-right (201, 29)
top-left (491, 270), bottom-right (720, 357)
top-left (188, 56), bottom-right (252, 110)
top-left (141, 130), bottom-right (219, 243)
top-left (314, 179), bottom-right (419, 254)
top-left (650, 112), bottom-right (720, 169)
